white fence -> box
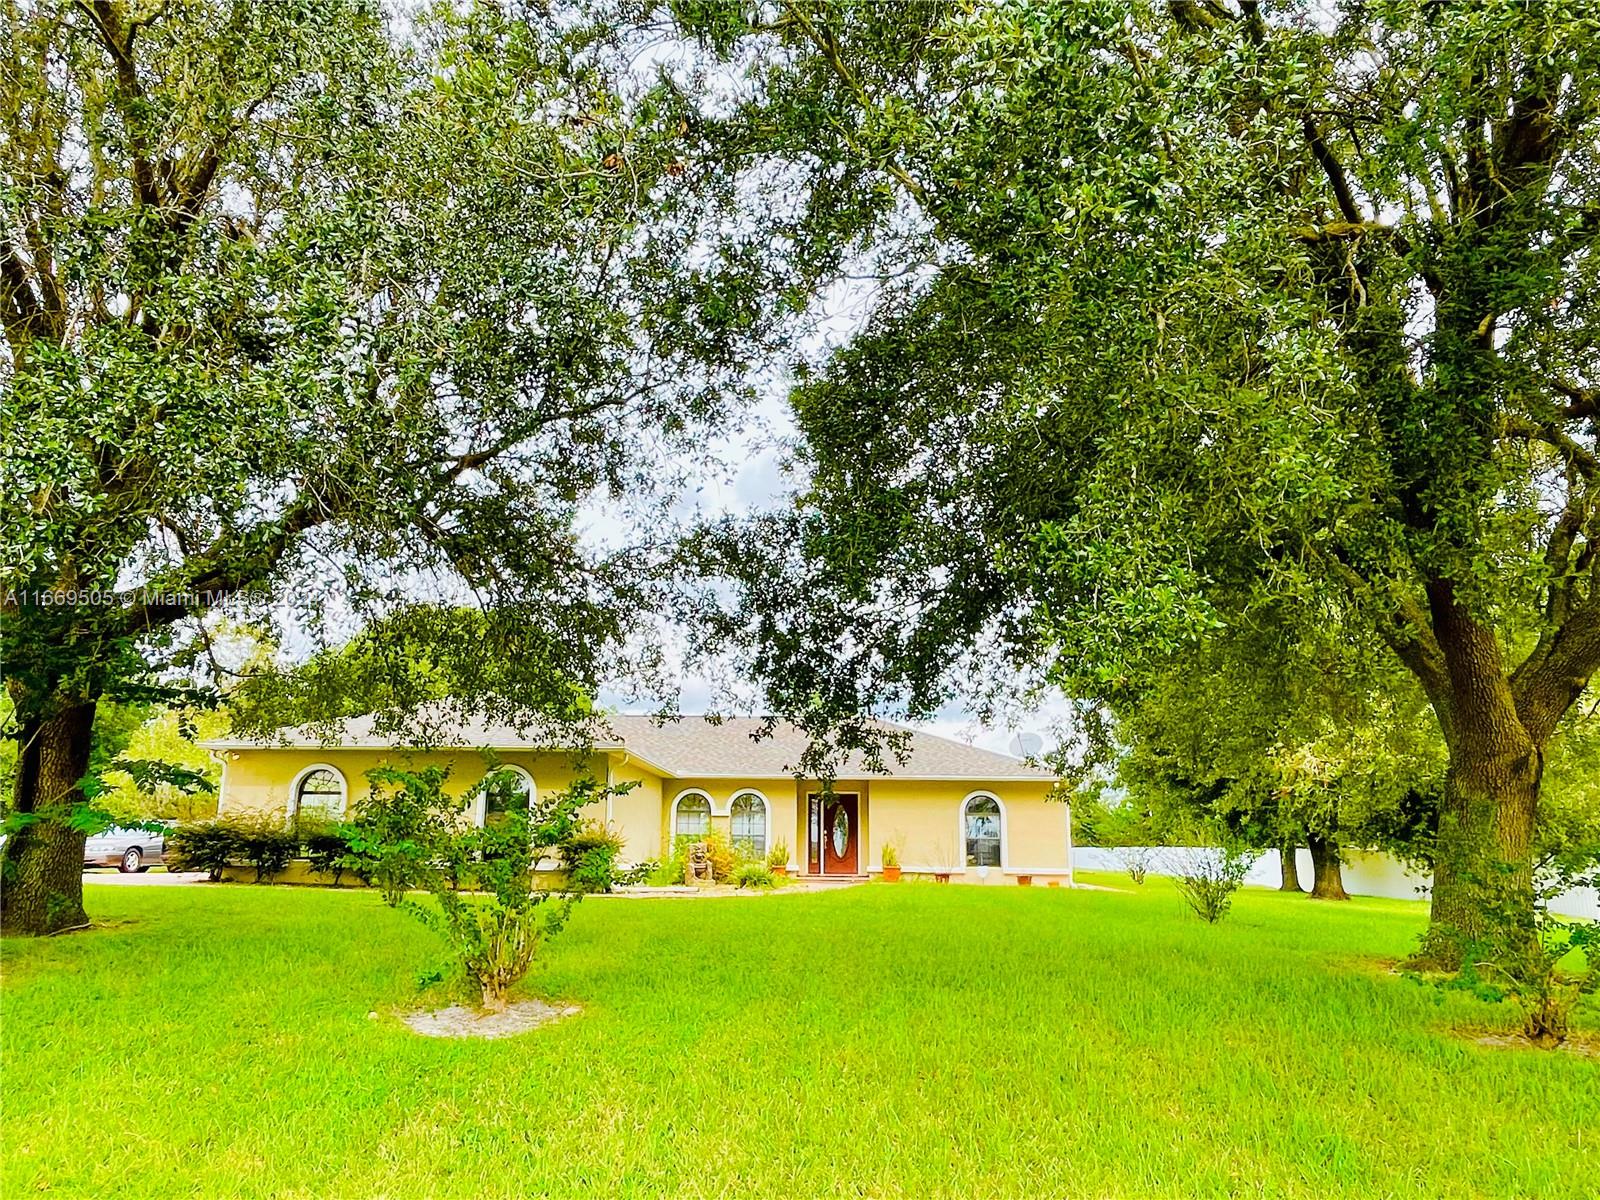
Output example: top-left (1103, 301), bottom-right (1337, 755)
top-left (1072, 846), bottom-right (1599, 921)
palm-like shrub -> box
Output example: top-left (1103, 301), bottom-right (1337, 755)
top-left (558, 819), bottom-right (627, 893)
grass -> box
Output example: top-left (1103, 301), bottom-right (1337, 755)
top-left (3, 876), bottom-right (1596, 1199)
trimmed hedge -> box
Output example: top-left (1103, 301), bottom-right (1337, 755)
top-left (168, 815), bottom-right (330, 883)
top-left (167, 813), bottom-right (654, 890)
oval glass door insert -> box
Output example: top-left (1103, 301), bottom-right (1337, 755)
top-left (831, 807), bottom-right (849, 856)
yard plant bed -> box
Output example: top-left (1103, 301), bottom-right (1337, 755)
top-left (3, 879), bottom-right (1595, 1198)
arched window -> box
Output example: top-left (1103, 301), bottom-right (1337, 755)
top-left (672, 790), bottom-right (712, 841)
top-left (963, 793), bottom-right (1003, 868)
top-left (482, 766), bottom-right (535, 828)
top-left (292, 765), bottom-right (347, 820)
top-left (729, 790), bottom-right (769, 858)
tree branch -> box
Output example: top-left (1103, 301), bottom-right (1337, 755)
top-left (1313, 544), bottom-right (1456, 744)
top-left (777, 2), bottom-right (930, 207)
top-left (0, 238), bottom-right (47, 350)
top-left (75, 0), bottom-right (160, 207)
top-left (1497, 414), bottom-right (1599, 480)
top-left (1302, 116), bottom-right (1364, 225)
top-left (1513, 598), bottom-right (1600, 744)
top-left (1552, 377), bottom-right (1597, 421)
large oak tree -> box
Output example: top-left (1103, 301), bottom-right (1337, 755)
top-left (684, 0), bottom-right (1600, 958)
top-left (0, 0), bottom-right (786, 933)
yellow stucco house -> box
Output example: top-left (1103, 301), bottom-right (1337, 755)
top-left (203, 715), bottom-right (1070, 884)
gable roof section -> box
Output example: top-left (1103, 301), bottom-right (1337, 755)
top-left (202, 713), bottom-right (1054, 781)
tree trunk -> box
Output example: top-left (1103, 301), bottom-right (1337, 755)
top-left (1306, 834), bottom-right (1349, 901)
top-left (1401, 578), bottom-right (1550, 968)
top-left (0, 702), bottom-right (96, 935)
top-left (1419, 744), bottom-right (1540, 967)
top-left (1278, 843), bottom-right (1303, 893)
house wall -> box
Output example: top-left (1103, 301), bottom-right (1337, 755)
top-left (661, 777), bottom-right (798, 869)
top-left (607, 757), bottom-right (665, 864)
top-left (656, 776), bottom-right (1066, 882)
top-left (866, 779), bottom-right (1069, 883)
top-left (217, 748), bottom-right (614, 826)
top-left (216, 748), bottom-right (1064, 884)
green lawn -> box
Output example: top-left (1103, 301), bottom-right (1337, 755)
top-left (3, 878), bottom-right (1595, 1199)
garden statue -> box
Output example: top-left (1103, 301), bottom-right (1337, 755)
top-left (685, 841), bottom-right (715, 886)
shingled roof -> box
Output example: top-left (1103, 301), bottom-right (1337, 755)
top-left (609, 717), bottom-right (1054, 780)
top-left (203, 713), bottom-right (1054, 781)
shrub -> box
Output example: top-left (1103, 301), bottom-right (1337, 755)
top-left (341, 765), bottom-right (463, 906)
top-left (387, 774), bottom-right (633, 1010)
top-left (299, 819), bottom-right (355, 886)
top-left (166, 819), bottom-right (241, 881)
top-left (703, 831), bottom-right (737, 881)
top-left (1428, 859), bottom-right (1600, 1047)
top-left (648, 857), bottom-right (686, 886)
top-left (409, 888), bottom-right (575, 1013)
top-left (168, 814), bottom-right (305, 881)
top-left (559, 819), bottom-right (627, 894)
top-left (366, 774), bottom-right (633, 1011)
top-left (734, 863), bottom-right (775, 889)
top-left (1481, 919), bottom-right (1600, 1047)
top-left (231, 816), bottom-right (299, 883)
top-left (613, 860), bottom-right (657, 887)
top-left (881, 841), bottom-right (900, 869)
top-left (1118, 846), bottom-right (1153, 885)
top-left (1169, 846), bottom-right (1256, 923)
top-left (766, 839), bottom-right (790, 870)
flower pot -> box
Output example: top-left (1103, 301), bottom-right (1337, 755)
top-left (933, 872), bottom-right (951, 884)
top-left (882, 865), bottom-right (901, 882)
top-left (772, 865), bottom-right (788, 877)
top-left (1017, 874), bottom-right (1033, 887)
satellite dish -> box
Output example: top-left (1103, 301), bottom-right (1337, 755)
top-left (1009, 731), bottom-right (1046, 759)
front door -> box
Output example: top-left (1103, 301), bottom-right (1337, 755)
top-left (818, 793), bottom-right (859, 875)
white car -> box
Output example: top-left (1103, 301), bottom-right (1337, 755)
top-left (83, 825), bottom-right (169, 873)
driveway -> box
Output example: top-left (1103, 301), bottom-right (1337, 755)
top-left (82, 870), bottom-right (210, 886)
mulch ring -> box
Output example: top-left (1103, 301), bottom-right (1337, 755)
top-left (1465, 1029), bottom-right (1600, 1059)
top-left (401, 998), bottom-right (580, 1039)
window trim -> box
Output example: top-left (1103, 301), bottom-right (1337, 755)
top-left (727, 788), bottom-right (771, 858)
top-left (476, 764), bottom-right (537, 828)
top-left (959, 790), bottom-right (1007, 874)
top-left (670, 788), bottom-right (715, 842)
top-left (289, 763), bottom-right (348, 822)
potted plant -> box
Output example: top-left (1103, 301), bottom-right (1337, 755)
top-left (931, 838), bottom-right (955, 884)
top-left (1016, 873), bottom-right (1033, 887)
top-left (766, 840), bottom-right (790, 878)
top-left (881, 842), bottom-right (902, 883)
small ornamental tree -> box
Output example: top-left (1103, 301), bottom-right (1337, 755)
top-left (342, 765), bottom-right (464, 907)
top-left (1428, 858), bottom-right (1600, 1048)
top-left (1117, 847), bottom-right (1153, 886)
top-left (399, 772), bottom-right (632, 1012)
